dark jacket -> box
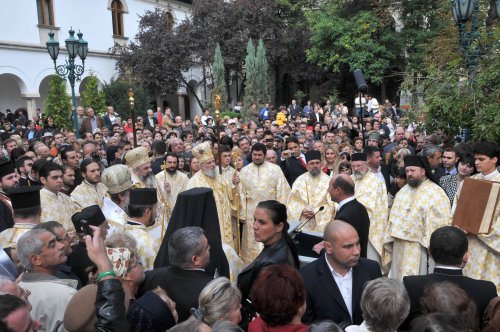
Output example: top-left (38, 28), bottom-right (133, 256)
top-left (307, 112), bottom-right (324, 126)
top-left (95, 278), bottom-right (129, 332)
top-left (401, 267), bottom-right (497, 330)
top-left (237, 237), bottom-right (297, 302)
top-left (300, 255), bottom-right (381, 325)
top-left (334, 198), bottom-right (370, 258)
top-left (137, 266), bottom-right (213, 322)
top-left (279, 157), bottom-right (307, 187)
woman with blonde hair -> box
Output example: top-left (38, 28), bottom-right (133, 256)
top-left (231, 147), bottom-right (246, 172)
top-left (191, 277), bottom-right (242, 327)
top-left (324, 145), bottom-right (341, 176)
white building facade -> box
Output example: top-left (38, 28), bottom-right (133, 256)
top-left (0, 0), bottom-right (204, 120)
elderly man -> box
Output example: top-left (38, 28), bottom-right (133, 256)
top-left (17, 229), bottom-right (78, 332)
top-left (124, 188), bottom-right (161, 270)
top-left (0, 187), bottom-right (41, 249)
top-left (71, 159), bottom-right (108, 212)
top-left (384, 155), bottom-right (451, 280)
top-left (187, 142), bottom-right (238, 252)
top-left (125, 146), bottom-right (168, 239)
top-left (138, 226), bottom-right (213, 322)
top-left (350, 152), bottom-right (388, 270)
top-left (39, 162), bottom-right (74, 231)
top-left (80, 107), bottom-right (105, 135)
top-left (422, 144), bottom-right (445, 180)
top-left (145, 109), bottom-right (158, 130)
top-left (240, 143), bottom-right (290, 264)
top-left (300, 221), bottom-right (381, 325)
top-left (101, 164), bottom-right (134, 235)
top-left (287, 150), bottom-right (335, 232)
top-left (346, 278), bottom-right (410, 332)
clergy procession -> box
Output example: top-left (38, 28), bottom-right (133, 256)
top-left (0, 104), bottom-right (498, 332)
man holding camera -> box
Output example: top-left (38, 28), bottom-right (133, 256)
top-left (279, 136), bottom-right (307, 186)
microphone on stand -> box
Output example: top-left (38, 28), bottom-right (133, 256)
top-left (295, 206), bottom-right (325, 234)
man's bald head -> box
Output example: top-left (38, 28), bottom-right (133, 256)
top-left (324, 220), bottom-right (357, 242)
top-left (328, 174), bottom-right (355, 203)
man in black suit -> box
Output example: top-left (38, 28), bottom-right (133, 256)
top-left (329, 174), bottom-right (370, 258)
top-left (151, 140), bottom-right (167, 175)
top-left (400, 226), bottom-right (497, 330)
top-left (137, 226), bottom-right (213, 322)
top-left (287, 99), bottom-right (302, 120)
top-left (279, 136), bottom-right (307, 186)
top-left (300, 220), bottom-right (381, 326)
top-left (307, 106), bottom-right (324, 126)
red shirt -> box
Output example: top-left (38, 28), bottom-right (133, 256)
top-left (249, 316), bottom-right (308, 332)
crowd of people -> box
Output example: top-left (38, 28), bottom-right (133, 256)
top-left (0, 98), bottom-right (498, 332)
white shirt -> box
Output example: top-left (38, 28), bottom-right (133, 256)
top-left (325, 253), bottom-right (353, 318)
top-left (337, 196), bottom-right (356, 211)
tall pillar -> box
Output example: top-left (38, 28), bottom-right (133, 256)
top-left (177, 92), bottom-right (186, 120)
top-left (21, 95), bottom-right (38, 120)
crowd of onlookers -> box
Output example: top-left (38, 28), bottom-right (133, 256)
top-left (0, 98), bottom-right (499, 332)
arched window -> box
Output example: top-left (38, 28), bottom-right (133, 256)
top-left (166, 12), bottom-right (174, 32)
top-left (36, 0), bottom-right (55, 26)
top-left (111, 0), bottom-right (124, 36)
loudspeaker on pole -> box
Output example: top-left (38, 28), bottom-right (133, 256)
top-left (354, 69), bottom-right (368, 93)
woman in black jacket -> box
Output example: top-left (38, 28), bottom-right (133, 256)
top-left (237, 200), bottom-right (300, 325)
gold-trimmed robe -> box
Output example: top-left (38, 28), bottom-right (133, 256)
top-left (101, 197), bottom-right (128, 236)
top-left (384, 179), bottom-right (451, 280)
top-left (239, 161), bottom-right (290, 264)
top-left (124, 220), bottom-right (160, 270)
top-left (352, 171), bottom-right (389, 268)
top-left (155, 170), bottom-right (189, 221)
top-left (71, 181), bottom-right (108, 213)
top-left (40, 188), bottom-right (74, 231)
top-left (287, 172), bottom-right (335, 232)
top-left (0, 223), bottom-right (36, 249)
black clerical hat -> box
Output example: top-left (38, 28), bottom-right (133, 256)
top-left (305, 150), bottom-right (321, 163)
top-left (351, 152), bottom-right (367, 162)
top-left (0, 160), bottom-right (15, 179)
top-left (8, 187), bottom-right (41, 210)
top-left (129, 188), bottom-right (157, 206)
top-left (72, 205), bottom-right (106, 228)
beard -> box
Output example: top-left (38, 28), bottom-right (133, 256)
top-left (407, 177), bottom-right (423, 188)
top-left (203, 168), bottom-right (217, 178)
top-left (166, 167), bottom-right (177, 175)
top-left (310, 169), bottom-right (321, 177)
top-left (141, 173), bottom-right (155, 188)
top-left (353, 170), bottom-right (367, 180)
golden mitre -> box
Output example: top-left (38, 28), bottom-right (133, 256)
top-left (192, 141), bottom-right (214, 164)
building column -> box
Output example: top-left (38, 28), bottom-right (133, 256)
top-left (177, 92), bottom-right (186, 120)
top-left (21, 95), bottom-right (39, 120)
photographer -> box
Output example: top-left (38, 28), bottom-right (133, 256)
top-left (279, 136), bottom-right (307, 186)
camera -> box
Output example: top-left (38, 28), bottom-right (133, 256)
top-left (290, 151), bottom-right (297, 157)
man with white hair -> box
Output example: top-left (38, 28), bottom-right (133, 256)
top-left (145, 109), bottom-right (158, 130)
top-left (186, 141), bottom-right (239, 252)
top-left (125, 146), bottom-right (168, 239)
top-left (350, 152), bottom-right (388, 271)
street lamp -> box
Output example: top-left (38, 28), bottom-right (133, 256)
top-left (451, 0), bottom-right (480, 79)
top-left (46, 28), bottom-right (88, 137)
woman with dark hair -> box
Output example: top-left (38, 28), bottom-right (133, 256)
top-left (439, 154), bottom-right (476, 205)
top-left (249, 264), bottom-right (308, 332)
top-left (237, 200), bottom-right (300, 326)
top-left (40, 116), bottom-right (58, 136)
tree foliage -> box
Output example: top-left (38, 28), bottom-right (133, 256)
top-left (101, 79), bottom-right (150, 118)
top-left (242, 39), bottom-right (258, 120)
top-left (305, 1), bottom-right (402, 85)
top-left (44, 75), bottom-right (72, 130)
top-left (255, 39), bottom-right (270, 103)
top-left (81, 74), bottom-right (106, 116)
top-left (212, 44), bottom-right (229, 111)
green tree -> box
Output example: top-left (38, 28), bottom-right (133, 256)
top-left (255, 38), bottom-right (269, 103)
top-left (44, 75), bottom-right (72, 130)
top-left (101, 79), bottom-right (151, 118)
top-left (212, 44), bottom-right (229, 111)
top-left (81, 74), bottom-right (106, 116)
top-left (243, 39), bottom-right (258, 120)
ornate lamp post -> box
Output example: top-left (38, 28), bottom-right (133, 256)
top-left (451, 0), bottom-right (480, 81)
top-left (46, 29), bottom-right (88, 137)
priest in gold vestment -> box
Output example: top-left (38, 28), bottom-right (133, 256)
top-left (71, 159), bottom-right (108, 212)
top-left (384, 155), bottom-right (450, 280)
top-left (39, 162), bottom-right (74, 231)
top-left (155, 152), bottom-right (188, 222)
top-left (350, 152), bottom-right (389, 270)
top-left (452, 142), bottom-right (499, 291)
top-left (239, 143), bottom-right (290, 264)
top-left (287, 150), bottom-right (335, 232)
